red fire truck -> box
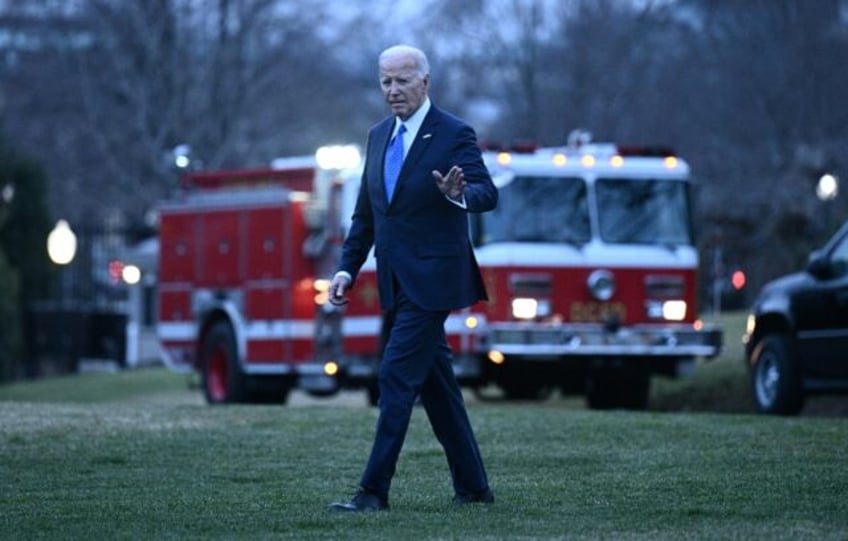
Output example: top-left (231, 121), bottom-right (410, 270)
top-left (156, 134), bottom-right (722, 408)
top-left (156, 147), bottom-right (362, 403)
top-left (465, 137), bottom-right (723, 408)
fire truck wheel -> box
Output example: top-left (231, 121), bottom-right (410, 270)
top-left (586, 364), bottom-right (650, 410)
top-left (749, 333), bottom-right (803, 415)
top-left (201, 321), bottom-right (247, 404)
top-left (499, 377), bottom-right (553, 401)
top-left (244, 376), bottom-right (292, 405)
top-left (367, 383), bottom-right (380, 407)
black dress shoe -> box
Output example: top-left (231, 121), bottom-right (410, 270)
top-left (328, 489), bottom-right (389, 512)
top-left (453, 488), bottom-right (494, 505)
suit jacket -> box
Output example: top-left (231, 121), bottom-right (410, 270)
top-left (339, 105), bottom-right (498, 312)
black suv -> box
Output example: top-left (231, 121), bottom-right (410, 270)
top-left (744, 221), bottom-right (848, 415)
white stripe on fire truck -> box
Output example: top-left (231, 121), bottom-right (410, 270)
top-left (475, 243), bottom-right (698, 268)
top-left (158, 313), bottom-right (481, 341)
top-left (157, 320), bottom-right (317, 340)
top-left (157, 322), bottom-right (197, 340)
top-left (341, 314), bottom-right (481, 337)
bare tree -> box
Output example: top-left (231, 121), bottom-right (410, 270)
top-left (677, 0), bottom-right (848, 285)
top-left (1, 0), bottom-right (378, 228)
top-left (67, 0), bottom-right (346, 225)
top-left (3, 0), bottom-right (847, 297)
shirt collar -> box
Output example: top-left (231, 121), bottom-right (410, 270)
top-left (393, 97), bottom-right (430, 141)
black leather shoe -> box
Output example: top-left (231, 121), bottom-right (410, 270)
top-left (328, 489), bottom-right (389, 512)
top-left (453, 488), bottom-right (494, 505)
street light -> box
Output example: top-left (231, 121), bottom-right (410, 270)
top-left (816, 173), bottom-right (839, 235)
top-left (0, 183), bottom-right (14, 234)
top-left (1, 183), bottom-right (13, 204)
top-left (47, 219), bottom-right (77, 311)
top-left (47, 219), bottom-right (78, 267)
top-left (172, 144), bottom-right (194, 171)
top-left (47, 220), bottom-right (78, 371)
top-left (816, 173), bottom-right (839, 202)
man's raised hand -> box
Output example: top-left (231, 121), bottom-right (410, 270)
top-left (433, 165), bottom-right (466, 200)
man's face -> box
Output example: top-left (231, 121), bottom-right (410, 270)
top-left (379, 53), bottom-right (429, 121)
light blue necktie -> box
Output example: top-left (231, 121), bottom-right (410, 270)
top-left (383, 123), bottom-right (406, 200)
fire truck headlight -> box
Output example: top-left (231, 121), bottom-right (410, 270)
top-left (487, 350), bottom-right (505, 365)
top-left (662, 300), bottom-right (687, 321)
top-left (646, 300), bottom-right (687, 321)
top-left (588, 270), bottom-right (615, 301)
top-left (512, 298), bottom-right (538, 320)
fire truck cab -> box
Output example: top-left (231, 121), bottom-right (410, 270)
top-left (463, 134), bottom-right (723, 408)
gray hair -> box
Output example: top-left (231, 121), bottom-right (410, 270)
top-left (379, 45), bottom-right (430, 78)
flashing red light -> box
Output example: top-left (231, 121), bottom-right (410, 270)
top-left (510, 142), bottom-right (538, 153)
top-left (109, 260), bottom-right (125, 284)
top-left (479, 141), bottom-right (505, 152)
top-left (479, 141), bottom-right (537, 153)
top-left (731, 270), bottom-right (746, 290)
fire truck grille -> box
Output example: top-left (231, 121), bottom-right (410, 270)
top-left (492, 328), bottom-right (566, 345)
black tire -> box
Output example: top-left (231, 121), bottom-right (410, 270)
top-left (497, 361), bottom-right (554, 400)
top-left (749, 334), bottom-right (803, 415)
top-left (245, 376), bottom-right (292, 404)
top-left (586, 364), bottom-right (650, 410)
top-left (367, 383), bottom-right (380, 407)
top-left (499, 377), bottom-right (553, 401)
top-left (200, 322), bottom-right (292, 404)
top-left (200, 321), bottom-right (246, 404)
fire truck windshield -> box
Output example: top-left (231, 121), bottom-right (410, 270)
top-left (474, 176), bottom-right (590, 246)
top-left (471, 175), bottom-right (693, 248)
top-left (596, 178), bottom-right (693, 246)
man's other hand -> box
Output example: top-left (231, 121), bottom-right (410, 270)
top-left (329, 273), bottom-right (351, 306)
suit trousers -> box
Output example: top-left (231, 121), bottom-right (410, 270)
top-left (359, 287), bottom-right (489, 500)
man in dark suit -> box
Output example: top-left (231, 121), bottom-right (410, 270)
top-left (328, 44), bottom-right (498, 512)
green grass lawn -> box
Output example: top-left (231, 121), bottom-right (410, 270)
top-left (1, 312), bottom-right (848, 540)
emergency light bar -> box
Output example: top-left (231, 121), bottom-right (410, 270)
top-left (488, 145), bottom-right (682, 171)
top-left (181, 166), bottom-right (315, 191)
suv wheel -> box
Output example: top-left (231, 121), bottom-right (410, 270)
top-left (749, 333), bottom-right (803, 415)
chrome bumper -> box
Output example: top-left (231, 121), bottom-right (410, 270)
top-left (488, 322), bottom-right (722, 358)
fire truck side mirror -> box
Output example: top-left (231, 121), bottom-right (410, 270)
top-left (302, 202), bottom-right (329, 258)
top-left (303, 232), bottom-right (327, 258)
top-left (304, 205), bottom-right (325, 231)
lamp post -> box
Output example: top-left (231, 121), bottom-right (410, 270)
top-left (816, 173), bottom-right (839, 235)
top-left (1, 182), bottom-right (13, 206)
top-left (0, 183), bottom-right (13, 228)
top-left (47, 220), bottom-right (78, 370)
top-left (47, 219), bottom-right (78, 270)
